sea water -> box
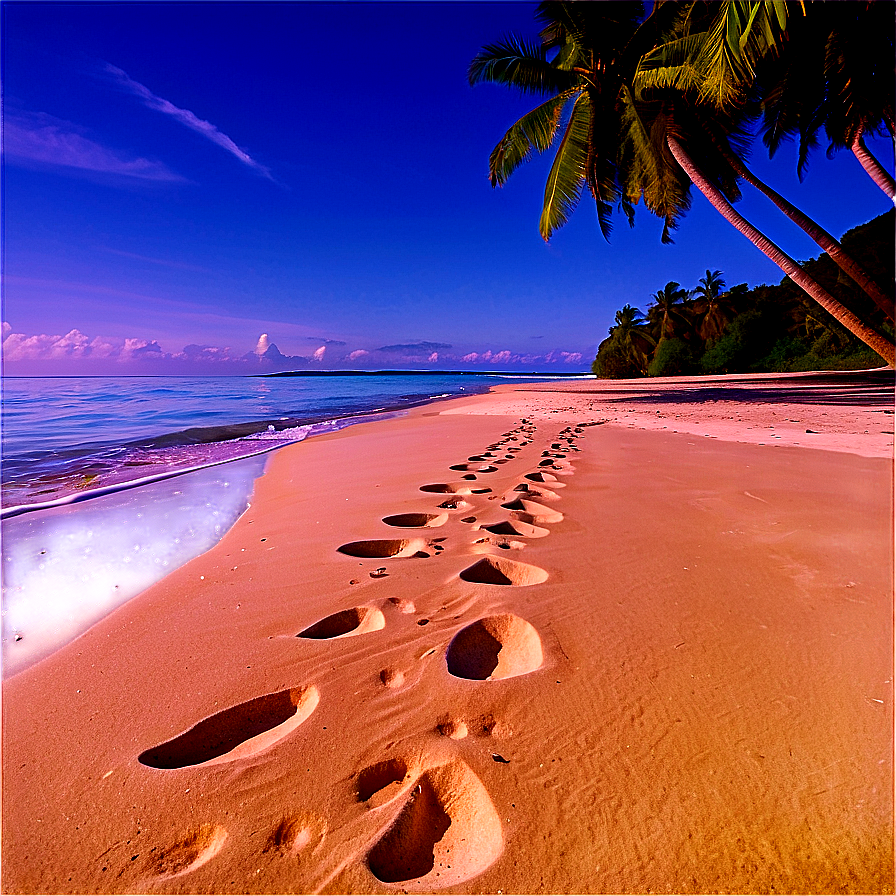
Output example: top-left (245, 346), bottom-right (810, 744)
top-left (1, 373), bottom-right (554, 675)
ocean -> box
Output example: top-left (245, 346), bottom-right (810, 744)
top-left (1, 372), bottom-right (565, 675)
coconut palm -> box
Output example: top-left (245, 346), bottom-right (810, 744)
top-left (759, 0), bottom-right (895, 197)
top-left (647, 280), bottom-right (691, 341)
top-left (637, 1), bottom-right (895, 322)
top-left (468, 2), bottom-right (647, 241)
top-left (471, 1), bottom-right (895, 365)
top-left (610, 303), bottom-right (656, 373)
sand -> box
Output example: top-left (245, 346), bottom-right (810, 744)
top-left (2, 370), bottom-right (893, 894)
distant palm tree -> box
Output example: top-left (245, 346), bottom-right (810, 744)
top-left (609, 303), bottom-right (656, 373)
top-left (647, 281), bottom-right (691, 341)
top-left (692, 269), bottom-right (733, 341)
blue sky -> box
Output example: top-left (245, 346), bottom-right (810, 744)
top-left (2, 1), bottom-right (893, 375)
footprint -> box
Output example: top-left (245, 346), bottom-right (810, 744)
top-left (512, 485), bottom-right (560, 502)
top-left (420, 483), bottom-right (491, 495)
top-left (138, 687), bottom-right (319, 769)
top-left (357, 758), bottom-right (414, 808)
top-left (386, 597), bottom-right (416, 614)
top-left (481, 520), bottom-right (549, 538)
top-left (523, 471), bottom-right (565, 487)
top-left (338, 538), bottom-right (432, 558)
top-left (298, 607), bottom-right (386, 640)
top-left (458, 556), bottom-right (548, 586)
top-left (446, 614), bottom-right (543, 680)
top-left (264, 813), bottom-right (326, 857)
top-left (382, 512), bottom-right (448, 529)
top-left (366, 761), bottom-right (502, 888)
top-left (450, 463), bottom-right (498, 473)
top-left (501, 498), bottom-right (564, 525)
top-left (141, 823), bottom-right (227, 880)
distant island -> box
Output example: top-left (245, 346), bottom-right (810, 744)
top-left (259, 370), bottom-right (592, 378)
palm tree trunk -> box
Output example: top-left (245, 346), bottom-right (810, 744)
top-left (667, 134), bottom-right (896, 367)
top-left (723, 149), bottom-right (895, 321)
top-left (852, 132), bottom-right (896, 200)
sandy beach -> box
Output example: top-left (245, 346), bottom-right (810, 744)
top-left (2, 371), bottom-right (893, 895)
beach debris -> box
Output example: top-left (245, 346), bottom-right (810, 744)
top-left (491, 753), bottom-right (510, 763)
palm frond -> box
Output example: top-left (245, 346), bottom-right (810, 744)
top-left (539, 92), bottom-right (593, 241)
top-left (487, 91), bottom-right (576, 187)
top-left (618, 89), bottom-right (690, 244)
top-left (468, 35), bottom-right (573, 95)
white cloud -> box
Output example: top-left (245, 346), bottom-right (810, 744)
top-left (106, 64), bottom-right (273, 180)
top-left (3, 111), bottom-right (184, 182)
top-left (312, 345), bottom-right (326, 361)
top-left (348, 350), bottom-right (369, 361)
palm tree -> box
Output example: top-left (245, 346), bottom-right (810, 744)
top-left (470, 1), bottom-right (895, 365)
top-left (636, 1), bottom-right (895, 322)
top-left (468, 2), bottom-right (647, 242)
top-left (692, 269), bottom-right (734, 341)
top-left (647, 280), bottom-right (691, 341)
top-left (610, 303), bottom-right (656, 373)
top-left (663, 130), bottom-right (894, 363)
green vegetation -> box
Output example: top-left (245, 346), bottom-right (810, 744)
top-left (470, 2), bottom-right (895, 366)
top-left (592, 212), bottom-right (894, 378)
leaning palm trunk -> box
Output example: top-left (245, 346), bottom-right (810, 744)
top-left (722, 150), bottom-right (895, 321)
top-left (851, 132), bottom-right (896, 201)
top-left (667, 134), bottom-right (896, 366)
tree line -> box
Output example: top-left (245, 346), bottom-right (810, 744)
top-left (593, 211), bottom-right (893, 378)
top-left (470, 1), bottom-right (895, 366)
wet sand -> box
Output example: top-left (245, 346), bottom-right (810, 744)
top-left (2, 370), bottom-right (893, 894)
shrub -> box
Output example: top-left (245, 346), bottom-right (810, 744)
top-left (592, 340), bottom-right (641, 378)
top-left (648, 338), bottom-right (695, 376)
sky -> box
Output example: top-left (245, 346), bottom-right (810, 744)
top-left (2, 1), bottom-right (893, 376)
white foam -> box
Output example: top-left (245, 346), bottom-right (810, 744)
top-left (1, 454), bottom-right (267, 677)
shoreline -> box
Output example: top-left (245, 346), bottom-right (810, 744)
top-left (2, 372), bottom-right (893, 894)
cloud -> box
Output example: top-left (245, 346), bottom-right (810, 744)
top-left (543, 350), bottom-right (584, 364)
top-left (2, 324), bottom-right (591, 374)
top-left (106, 64), bottom-right (273, 179)
top-left (303, 336), bottom-right (346, 346)
top-left (377, 341), bottom-right (453, 355)
top-left (3, 111), bottom-right (184, 182)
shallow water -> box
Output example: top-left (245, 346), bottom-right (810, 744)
top-left (1, 372), bottom-right (565, 675)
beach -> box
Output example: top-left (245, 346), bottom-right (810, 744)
top-left (2, 371), bottom-right (893, 894)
